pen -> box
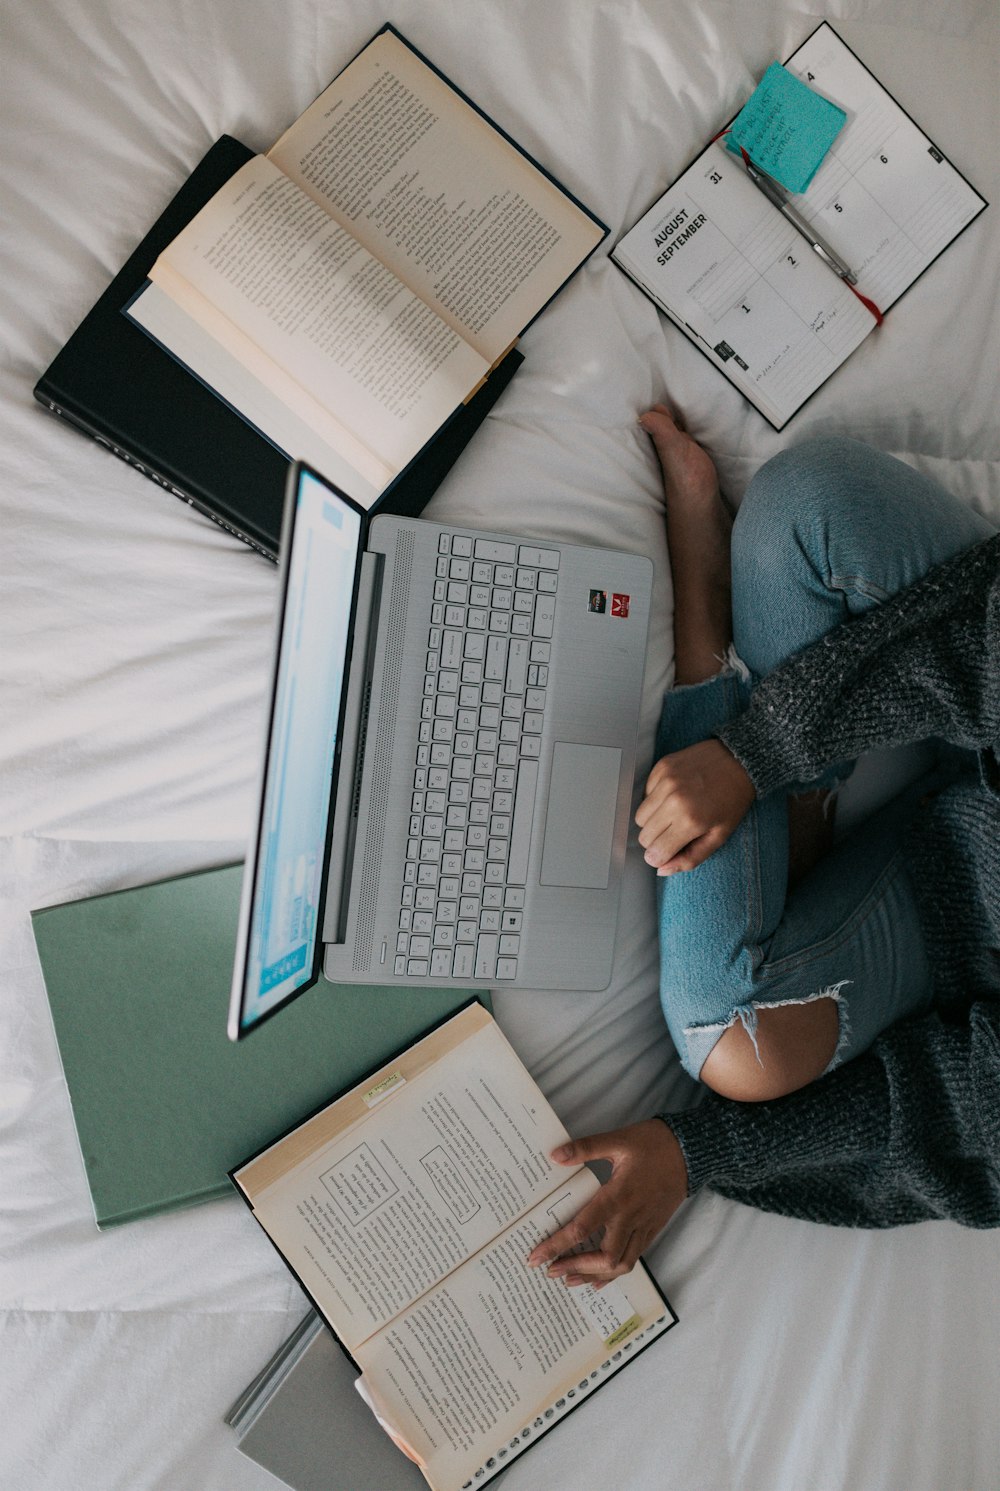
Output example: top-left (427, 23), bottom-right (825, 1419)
top-left (744, 160), bottom-right (858, 285)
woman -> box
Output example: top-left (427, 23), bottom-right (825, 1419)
top-left (528, 409), bottom-right (1000, 1286)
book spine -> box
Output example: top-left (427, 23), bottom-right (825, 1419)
top-left (34, 391), bottom-right (278, 563)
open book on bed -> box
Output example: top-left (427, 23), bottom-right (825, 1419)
top-left (231, 1003), bottom-right (676, 1491)
top-left (125, 25), bottom-right (606, 510)
top-left (612, 23), bottom-right (987, 429)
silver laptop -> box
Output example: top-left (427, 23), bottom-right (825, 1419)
top-left (229, 462), bottom-right (651, 1038)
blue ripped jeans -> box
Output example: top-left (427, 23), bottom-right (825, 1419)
top-left (657, 437), bottom-right (997, 1081)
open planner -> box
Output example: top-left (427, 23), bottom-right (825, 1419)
top-left (231, 1003), bottom-right (675, 1491)
top-left (612, 23), bottom-right (987, 428)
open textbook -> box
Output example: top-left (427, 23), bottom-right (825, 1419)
top-left (612, 23), bottom-right (987, 429)
top-left (126, 26), bottom-right (605, 508)
top-left (231, 1003), bottom-right (675, 1491)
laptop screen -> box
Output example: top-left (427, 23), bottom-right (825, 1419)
top-left (230, 465), bottom-right (365, 1038)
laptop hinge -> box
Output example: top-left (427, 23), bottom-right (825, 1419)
top-left (322, 550), bottom-right (383, 945)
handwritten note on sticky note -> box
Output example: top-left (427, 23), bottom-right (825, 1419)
top-left (726, 62), bottom-right (846, 193)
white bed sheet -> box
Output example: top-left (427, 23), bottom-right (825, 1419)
top-left (2, 2), bottom-right (998, 1488)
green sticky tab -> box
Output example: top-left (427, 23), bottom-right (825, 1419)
top-left (726, 62), bottom-right (846, 194)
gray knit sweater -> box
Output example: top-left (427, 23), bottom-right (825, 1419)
top-left (663, 532), bottom-right (1000, 1228)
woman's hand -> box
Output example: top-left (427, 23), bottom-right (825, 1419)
top-left (525, 1120), bottom-right (689, 1286)
top-left (635, 737), bottom-right (756, 875)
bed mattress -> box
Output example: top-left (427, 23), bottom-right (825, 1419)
top-left (2, 1), bottom-right (998, 1487)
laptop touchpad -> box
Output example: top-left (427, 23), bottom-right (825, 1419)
top-left (539, 743), bottom-right (621, 888)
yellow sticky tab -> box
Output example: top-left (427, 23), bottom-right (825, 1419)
top-left (362, 1070), bottom-right (406, 1108)
top-left (604, 1314), bottom-right (641, 1350)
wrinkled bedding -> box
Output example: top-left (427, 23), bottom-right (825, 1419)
top-left (2, 2), bottom-right (998, 1487)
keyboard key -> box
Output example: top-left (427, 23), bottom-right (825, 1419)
top-left (482, 681), bottom-right (503, 705)
top-left (480, 909), bottom-right (501, 932)
top-left (445, 605), bottom-right (466, 627)
top-left (497, 745), bottom-right (518, 768)
top-left (474, 539), bottom-right (517, 563)
top-left (491, 588), bottom-right (512, 610)
top-left (522, 712), bottom-right (543, 734)
top-left (443, 829), bottom-right (464, 852)
top-left (436, 556), bottom-right (449, 578)
top-left (434, 579), bottom-right (446, 601)
top-left (499, 934), bottom-right (520, 957)
top-left (504, 887), bottom-right (525, 908)
top-left (452, 944), bottom-right (475, 977)
top-left (412, 912), bottom-right (433, 934)
top-left (394, 955), bottom-right (407, 975)
top-left (488, 611), bottom-right (510, 633)
top-left (431, 719), bottom-right (454, 742)
top-left (409, 936), bottom-right (431, 958)
top-left (425, 790), bottom-right (446, 813)
top-left (485, 635), bottom-right (507, 681)
top-left (467, 609), bottom-right (487, 630)
top-left (441, 630), bottom-right (463, 669)
top-left (475, 933), bottom-right (499, 977)
top-left (508, 759), bottom-right (539, 884)
top-left (513, 590), bottom-right (534, 613)
top-left (511, 614), bottom-right (531, 636)
top-left (501, 911), bottom-right (522, 931)
top-left (439, 877), bottom-right (460, 898)
top-left (483, 886), bottom-right (503, 908)
top-left (495, 565), bottom-right (515, 587)
top-left (449, 557), bottom-right (470, 580)
top-left (469, 801), bottom-right (489, 824)
top-left (462, 872), bottom-right (483, 895)
top-left (521, 736), bottom-right (541, 758)
top-left (438, 534), bottom-right (450, 553)
top-left (496, 957), bottom-right (518, 980)
top-left (485, 863), bottom-right (505, 885)
top-left (447, 581), bottom-right (468, 604)
top-left (415, 887), bottom-right (435, 909)
top-left (530, 640), bottom-right (550, 662)
top-left (472, 561), bottom-right (493, 584)
top-left (464, 631), bottom-right (486, 660)
top-left (525, 688), bottom-right (546, 711)
top-left (441, 853), bottom-right (462, 875)
top-left (505, 638), bottom-right (529, 694)
top-left (470, 584), bottom-right (491, 607)
top-left (457, 708), bottom-right (477, 731)
top-left (430, 743), bottom-right (451, 765)
top-left (457, 920), bottom-right (478, 943)
top-left (516, 568), bottom-right (537, 590)
top-left (417, 864), bottom-right (437, 885)
top-left (538, 571), bottom-right (558, 593)
top-left (431, 948), bottom-right (452, 977)
top-left (407, 958), bottom-right (429, 977)
top-left (434, 922), bottom-right (456, 944)
top-left (533, 594), bottom-right (556, 638)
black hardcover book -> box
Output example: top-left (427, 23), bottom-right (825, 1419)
top-left (34, 136), bottom-right (522, 560)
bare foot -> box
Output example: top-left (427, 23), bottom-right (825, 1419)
top-left (640, 405), bottom-right (733, 684)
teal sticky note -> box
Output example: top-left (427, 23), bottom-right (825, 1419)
top-left (726, 62), bottom-right (846, 194)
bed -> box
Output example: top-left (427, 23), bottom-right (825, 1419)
top-left (2, 1), bottom-right (998, 1487)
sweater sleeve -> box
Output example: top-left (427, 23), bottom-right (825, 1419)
top-left (662, 1001), bottom-right (1000, 1228)
top-left (719, 534), bottom-right (1000, 798)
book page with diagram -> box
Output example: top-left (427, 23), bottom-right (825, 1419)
top-left (354, 1167), bottom-right (671, 1491)
top-left (233, 1005), bottom-right (573, 1352)
top-left (267, 29), bottom-right (605, 363)
top-left (785, 24), bottom-right (987, 313)
top-left (147, 155), bottom-right (489, 475)
top-left (612, 146), bottom-right (874, 428)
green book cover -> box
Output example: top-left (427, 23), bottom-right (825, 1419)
top-left (31, 863), bottom-right (478, 1228)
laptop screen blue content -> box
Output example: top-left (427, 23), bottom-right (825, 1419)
top-left (241, 469), bottom-right (364, 1031)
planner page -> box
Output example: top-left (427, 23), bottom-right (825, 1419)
top-left (787, 24), bottom-right (987, 313)
top-left (612, 146), bottom-right (875, 428)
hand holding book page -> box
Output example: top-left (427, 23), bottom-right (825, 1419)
top-left (232, 1005), bottom-right (674, 1491)
top-left (611, 23), bottom-right (986, 429)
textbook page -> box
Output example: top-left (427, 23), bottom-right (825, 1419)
top-left (612, 145), bottom-right (874, 428)
top-left (354, 1168), bottom-right (670, 1491)
top-left (150, 156), bottom-right (489, 475)
top-left (267, 30), bottom-right (604, 364)
top-left (127, 282), bottom-right (383, 505)
top-left (237, 1007), bottom-right (571, 1352)
top-left (786, 24), bottom-right (987, 312)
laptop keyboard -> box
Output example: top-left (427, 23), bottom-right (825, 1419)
top-left (395, 532), bottom-right (559, 982)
